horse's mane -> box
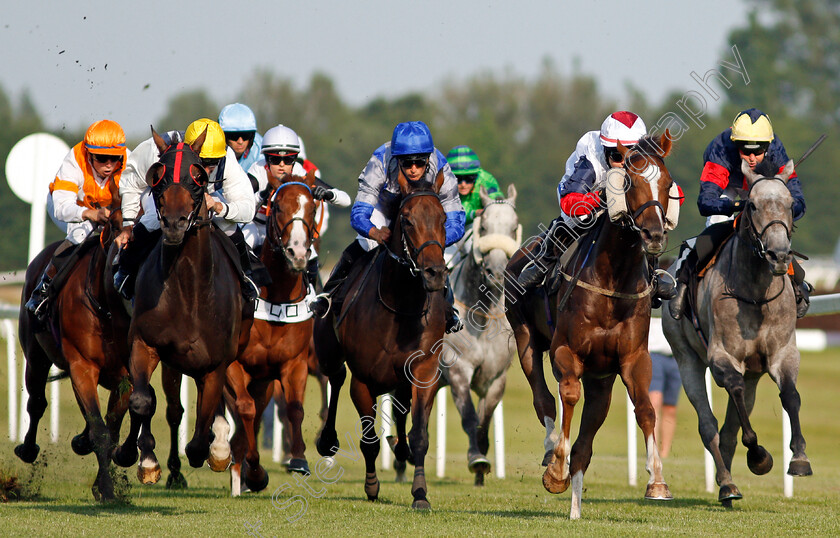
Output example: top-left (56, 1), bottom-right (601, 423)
top-left (632, 135), bottom-right (664, 159)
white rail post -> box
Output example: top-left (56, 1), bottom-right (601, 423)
top-left (436, 389), bottom-right (446, 478)
top-left (493, 401), bottom-right (505, 479)
top-left (627, 393), bottom-right (637, 486)
top-left (18, 355), bottom-right (29, 443)
top-left (4, 319), bottom-right (17, 441)
top-left (379, 394), bottom-right (393, 470)
top-left (272, 401), bottom-right (282, 463)
top-left (179, 376), bottom-right (188, 455)
top-left (705, 369), bottom-right (715, 493)
top-left (783, 409), bottom-right (793, 497)
top-left (49, 365), bottom-right (60, 443)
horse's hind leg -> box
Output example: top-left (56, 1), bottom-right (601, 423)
top-left (513, 325), bottom-right (556, 465)
top-left (13, 346), bottom-right (51, 464)
top-left (446, 363), bottom-right (489, 481)
top-left (188, 365), bottom-right (230, 471)
top-left (161, 365), bottom-right (187, 489)
top-left (769, 351), bottom-right (812, 476)
top-left (568, 375), bottom-right (615, 519)
top-left (349, 377), bottom-right (381, 501)
top-left (543, 346), bottom-right (579, 496)
top-left (389, 387), bottom-right (412, 483)
top-left (621, 353), bottom-right (672, 501)
top-left (281, 358), bottom-right (310, 475)
top-left (104, 375), bottom-right (132, 449)
top-left (316, 364), bottom-right (346, 457)
top-left (473, 375), bottom-right (508, 485)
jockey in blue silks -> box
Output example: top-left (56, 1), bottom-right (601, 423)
top-left (219, 103), bottom-right (264, 173)
top-left (308, 120), bottom-right (466, 333)
top-left (669, 108), bottom-right (811, 320)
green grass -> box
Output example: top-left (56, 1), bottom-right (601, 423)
top-left (1, 337), bottom-right (839, 536)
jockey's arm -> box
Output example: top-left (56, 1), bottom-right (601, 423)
top-left (350, 153), bottom-right (388, 238)
top-left (697, 161), bottom-right (737, 217)
top-left (119, 137), bottom-right (158, 229)
top-left (211, 149), bottom-right (256, 223)
top-left (437, 157), bottom-right (466, 246)
top-left (313, 177), bottom-right (351, 207)
top-left (557, 156), bottom-right (602, 218)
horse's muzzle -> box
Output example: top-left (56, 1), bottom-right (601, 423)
top-left (161, 218), bottom-right (189, 245)
top-left (422, 264), bottom-right (447, 292)
top-left (766, 248), bottom-right (792, 276)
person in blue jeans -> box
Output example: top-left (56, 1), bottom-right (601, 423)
top-left (648, 316), bottom-right (681, 458)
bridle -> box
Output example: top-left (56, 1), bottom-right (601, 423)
top-left (383, 190), bottom-right (444, 277)
top-left (265, 181), bottom-right (317, 256)
top-left (150, 143), bottom-right (210, 233)
top-left (616, 151), bottom-right (670, 234)
top-left (742, 176), bottom-right (793, 260)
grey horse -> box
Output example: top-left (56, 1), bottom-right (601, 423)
top-left (440, 184), bottom-right (520, 486)
top-left (662, 159), bottom-right (812, 505)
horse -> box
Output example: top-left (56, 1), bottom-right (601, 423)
top-left (439, 183), bottom-right (520, 486)
top-left (225, 174), bottom-right (318, 495)
top-left (112, 129), bottom-right (249, 484)
top-left (313, 169), bottom-right (449, 510)
top-left (505, 132), bottom-right (677, 519)
top-left (661, 159), bottom-right (812, 505)
top-left (16, 177), bottom-right (132, 501)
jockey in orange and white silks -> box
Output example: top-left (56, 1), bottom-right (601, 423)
top-left (26, 120), bottom-right (130, 318)
top-left (47, 119), bottom-right (129, 244)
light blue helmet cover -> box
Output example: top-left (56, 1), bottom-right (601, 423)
top-left (391, 121), bottom-right (434, 156)
top-left (218, 103), bottom-right (257, 132)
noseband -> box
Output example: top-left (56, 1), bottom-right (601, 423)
top-left (384, 190), bottom-right (444, 277)
top-left (620, 155), bottom-right (667, 234)
top-left (266, 181), bottom-right (317, 254)
top-left (743, 176), bottom-right (792, 260)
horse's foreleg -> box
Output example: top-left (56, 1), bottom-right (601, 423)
top-left (281, 358), bottom-right (309, 475)
top-left (104, 375), bottom-right (131, 448)
top-left (389, 386), bottom-right (411, 483)
top-left (769, 350), bottom-right (812, 476)
top-left (13, 349), bottom-right (51, 464)
top-left (719, 376), bottom-right (758, 472)
top-left (406, 357), bottom-right (441, 511)
top-left (514, 326), bottom-right (555, 429)
top-left (316, 364), bottom-right (346, 457)
top-left (160, 364), bottom-right (187, 489)
top-left (472, 374), bottom-right (508, 485)
top-left (187, 365), bottom-right (229, 470)
top-left (227, 361), bottom-right (266, 492)
top-left (123, 339), bottom-right (161, 484)
top-left (272, 380), bottom-right (292, 465)
top-left (543, 346), bottom-right (579, 496)
top-left (446, 364), bottom-right (486, 476)
top-left (349, 377), bottom-right (381, 502)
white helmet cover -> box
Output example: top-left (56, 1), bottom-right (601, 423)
top-left (600, 111), bottom-right (647, 147)
top-left (262, 124), bottom-right (300, 155)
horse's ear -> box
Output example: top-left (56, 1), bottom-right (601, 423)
top-left (506, 183), bottom-right (517, 207)
top-left (778, 159), bottom-right (795, 183)
top-left (479, 185), bottom-right (492, 207)
top-left (657, 129), bottom-right (673, 158)
top-left (190, 127), bottom-right (208, 156)
top-left (741, 159), bottom-right (761, 186)
top-left (305, 168), bottom-right (317, 188)
top-left (616, 141), bottom-right (629, 159)
top-left (433, 169), bottom-right (445, 194)
top-left (152, 126), bottom-right (168, 154)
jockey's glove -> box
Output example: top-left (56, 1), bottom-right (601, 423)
top-left (313, 186), bottom-right (336, 202)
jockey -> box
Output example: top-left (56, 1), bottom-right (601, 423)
top-left (25, 120), bottom-right (129, 318)
top-left (244, 124), bottom-right (351, 288)
top-left (517, 111), bottom-right (682, 306)
top-left (447, 145), bottom-right (504, 226)
top-left (308, 120), bottom-right (467, 333)
top-left (669, 108), bottom-right (811, 320)
top-left (219, 103), bottom-right (263, 172)
top-left (113, 118), bottom-right (259, 300)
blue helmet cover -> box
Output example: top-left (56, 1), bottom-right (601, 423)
top-left (219, 103), bottom-right (257, 132)
top-left (391, 121), bottom-right (434, 156)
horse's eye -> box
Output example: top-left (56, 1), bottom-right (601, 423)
top-left (748, 201), bottom-right (757, 212)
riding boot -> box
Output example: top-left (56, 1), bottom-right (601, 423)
top-left (25, 240), bottom-right (75, 320)
top-left (229, 227), bottom-right (263, 301)
top-left (306, 258), bottom-right (322, 292)
top-left (309, 241), bottom-right (365, 318)
top-left (668, 265), bottom-right (690, 320)
top-left (517, 218), bottom-right (566, 289)
top-left (114, 223), bottom-right (159, 301)
top-left (651, 268), bottom-right (677, 309)
top-left (792, 277), bottom-right (813, 318)
top-left (444, 276), bottom-right (463, 334)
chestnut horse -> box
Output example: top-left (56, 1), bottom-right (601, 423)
top-left (662, 160), bottom-right (812, 504)
top-left (113, 130), bottom-right (249, 482)
top-left (314, 170), bottom-right (449, 510)
top-left (17, 178), bottom-right (131, 501)
top-left (505, 133), bottom-right (676, 519)
top-left (225, 175), bottom-right (318, 495)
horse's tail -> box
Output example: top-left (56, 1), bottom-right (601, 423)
top-left (47, 369), bottom-right (70, 382)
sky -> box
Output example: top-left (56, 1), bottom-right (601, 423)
top-left (1, 0), bottom-right (750, 139)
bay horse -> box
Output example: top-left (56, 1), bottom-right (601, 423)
top-left (314, 169), bottom-right (449, 510)
top-left (113, 129), bottom-right (249, 483)
top-left (17, 178), bottom-right (132, 501)
top-left (440, 184), bottom-right (520, 486)
top-left (225, 174), bottom-right (318, 495)
top-left (662, 159), bottom-right (811, 504)
top-left (505, 132), bottom-right (676, 519)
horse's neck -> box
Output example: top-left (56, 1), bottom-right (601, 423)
top-left (161, 227), bottom-right (213, 284)
top-left (380, 247), bottom-right (427, 306)
top-left (728, 225), bottom-right (777, 289)
top-left (263, 250), bottom-right (306, 303)
top-left (585, 224), bottom-right (647, 287)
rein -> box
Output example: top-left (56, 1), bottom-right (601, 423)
top-left (266, 181), bottom-right (317, 255)
top-left (381, 190), bottom-right (444, 277)
top-left (743, 177), bottom-right (793, 261)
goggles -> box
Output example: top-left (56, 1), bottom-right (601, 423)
top-left (266, 154), bottom-right (298, 166)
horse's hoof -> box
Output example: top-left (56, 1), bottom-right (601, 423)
top-left (137, 461), bottom-right (162, 485)
top-left (14, 443), bottom-right (39, 464)
top-left (411, 498), bottom-right (431, 511)
top-left (92, 480), bottom-right (115, 503)
top-left (166, 471), bottom-right (188, 490)
top-left (364, 472), bottom-right (380, 501)
top-left (541, 450), bottom-right (553, 467)
top-left (72, 433), bottom-right (94, 456)
top-left (747, 445), bottom-right (773, 475)
top-left (207, 453), bottom-right (232, 472)
top-left (542, 463), bottom-right (570, 494)
top-left (788, 459), bottom-right (813, 477)
top-left (244, 467), bottom-right (269, 493)
top-left (112, 444), bottom-right (138, 467)
top-left (395, 469), bottom-right (407, 483)
top-left (474, 472), bottom-right (485, 487)
top-left (287, 458), bottom-right (309, 475)
top-left (718, 484), bottom-right (743, 502)
top-left (467, 454), bottom-right (491, 475)
top-left (315, 430), bottom-right (339, 458)
top-left (644, 482), bottom-right (673, 500)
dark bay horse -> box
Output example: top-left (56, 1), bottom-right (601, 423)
top-left (113, 129), bottom-right (249, 483)
top-left (17, 178), bottom-right (131, 501)
top-left (662, 159), bottom-right (811, 504)
top-left (314, 170), bottom-right (449, 510)
top-left (226, 175), bottom-right (318, 495)
top-left (441, 184), bottom-right (520, 486)
top-left (505, 133), bottom-right (676, 519)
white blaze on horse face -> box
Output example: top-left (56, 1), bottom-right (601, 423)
top-left (639, 163), bottom-right (665, 226)
top-left (288, 193), bottom-right (310, 260)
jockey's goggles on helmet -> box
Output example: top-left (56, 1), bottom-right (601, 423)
top-left (225, 131), bottom-right (255, 142)
top-left (736, 141), bottom-right (769, 156)
top-left (266, 153), bottom-right (298, 166)
top-left (201, 156), bottom-right (222, 169)
top-left (456, 173), bottom-right (478, 184)
top-left (92, 153), bottom-right (123, 164)
top-left (398, 155), bottom-right (429, 169)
